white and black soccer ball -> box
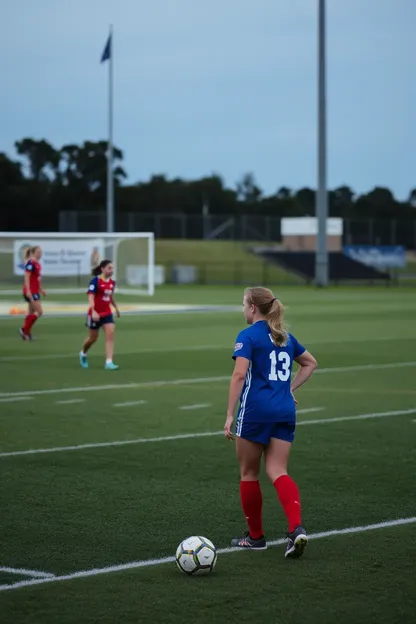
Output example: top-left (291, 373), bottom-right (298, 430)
top-left (176, 536), bottom-right (217, 575)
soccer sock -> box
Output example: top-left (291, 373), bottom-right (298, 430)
top-left (240, 480), bottom-right (264, 540)
top-left (106, 359), bottom-right (112, 364)
top-left (273, 475), bottom-right (302, 533)
top-left (23, 313), bottom-right (37, 334)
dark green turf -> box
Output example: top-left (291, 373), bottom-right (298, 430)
top-left (0, 287), bottom-right (415, 623)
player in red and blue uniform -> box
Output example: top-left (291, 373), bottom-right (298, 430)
top-left (79, 260), bottom-right (120, 370)
top-left (20, 245), bottom-right (46, 341)
top-left (224, 287), bottom-right (317, 558)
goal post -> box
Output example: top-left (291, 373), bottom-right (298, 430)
top-left (0, 232), bottom-right (155, 296)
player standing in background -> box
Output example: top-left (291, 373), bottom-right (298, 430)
top-left (79, 260), bottom-right (120, 370)
top-left (224, 287), bottom-right (317, 558)
top-left (20, 245), bottom-right (46, 340)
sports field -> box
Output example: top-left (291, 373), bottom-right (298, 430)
top-left (1, 286), bottom-right (415, 623)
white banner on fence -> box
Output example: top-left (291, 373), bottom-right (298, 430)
top-left (13, 239), bottom-right (105, 276)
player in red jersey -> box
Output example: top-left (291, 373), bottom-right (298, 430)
top-left (79, 260), bottom-right (120, 370)
top-left (20, 245), bottom-right (46, 341)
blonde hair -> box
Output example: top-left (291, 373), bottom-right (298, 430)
top-left (24, 246), bottom-right (39, 261)
top-left (244, 287), bottom-right (288, 347)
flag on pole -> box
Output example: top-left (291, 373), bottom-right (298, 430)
top-left (100, 34), bottom-right (111, 63)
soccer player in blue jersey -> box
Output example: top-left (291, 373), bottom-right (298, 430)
top-left (224, 287), bottom-right (317, 558)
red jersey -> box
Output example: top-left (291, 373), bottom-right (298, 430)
top-left (23, 260), bottom-right (41, 295)
top-left (87, 276), bottom-right (116, 318)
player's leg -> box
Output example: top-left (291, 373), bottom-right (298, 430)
top-left (265, 425), bottom-right (307, 558)
top-left (102, 320), bottom-right (119, 370)
top-left (80, 328), bottom-right (99, 368)
top-left (231, 431), bottom-right (267, 550)
top-left (20, 298), bottom-right (32, 339)
top-left (21, 297), bottom-right (42, 340)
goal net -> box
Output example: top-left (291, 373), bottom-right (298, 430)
top-left (0, 232), bottom-right (155, 296)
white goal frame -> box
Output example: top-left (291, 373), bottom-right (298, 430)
top-left (0, 231), bottom-right (155, 296)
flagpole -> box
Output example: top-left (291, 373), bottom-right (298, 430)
top-left (315, 0), bottom-right (328, 286)
top-left (107, 25), bottom-right (114, 233)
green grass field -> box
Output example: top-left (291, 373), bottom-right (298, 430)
top-left (1, 286), bottom-right (416, 623)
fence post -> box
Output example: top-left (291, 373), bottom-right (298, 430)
top-left (369, 219), bottom-right (374, 245)
top-left (391, 219), bottom-right (396, 246)
top-left (345, 218), bottom-right (351, 245)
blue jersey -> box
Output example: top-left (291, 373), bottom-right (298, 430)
top-left (232, 321), bottom-right (305, 426)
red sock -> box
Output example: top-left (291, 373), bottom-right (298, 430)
top-left (273, 475), bottom-right (301, 533)
top-left (23, 314), bottom-right (38, 334)
top-left (240, 480), bottom-right (264, 539)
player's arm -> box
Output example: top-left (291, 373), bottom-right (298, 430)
top-left (39, 275), bottom-right (46, 297)
top-left (87, 279), bottom-right (100, 321)
top-left (224, 334), bottom-right (252, 440)
top-left (88, 293), bottom-right (100, 321)
top-left (227, 357), bottom-right (249, 416)
top-left (110, 295), bottom-right (120, 318)
top-left (24, 271), bottom-right (32, 299)
top-left (291, 351), bottom-right (317, 394)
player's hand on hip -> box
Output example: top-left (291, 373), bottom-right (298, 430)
top-left (224, 414), bottom-right (234, 440)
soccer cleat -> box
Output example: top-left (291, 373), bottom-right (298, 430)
top-left (79, 352), bottom-right (88, 369)
top-left (231, 532), bottom-right (267, 550)
top-left (105, 362), bottom-right (119, 370)
top-left (19, 328), bottom-right (28, 341)
top-left (285, 526), bottom-right (308, 559)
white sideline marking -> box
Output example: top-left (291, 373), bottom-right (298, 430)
top-left (0, 567), bottom-right (55, 579)
top-left (56, 399), bottom-right (86, 405)
top-left (0, 407), bottom-right (414, 459)
top-left (1, 334), bottom-right (415, 364)
top-left (179, 403), bottom-right (212, 411)
top-left (0, 360), bottom-right (415, 400)
top-left (113, 400), bottom-right (147, 408)
top-left (299, 408), bottom-right (416, 426)
top-left (0, 376), bottom-right (228, 399)
top-left (0, 344), bottom-right (223, 363)
top-left (0, 397), bottom-right (32, 404)
top-left (0, 516), bottom-right (415, 592)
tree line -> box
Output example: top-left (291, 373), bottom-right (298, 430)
top-left (1, 138), bottom-right (415, 231)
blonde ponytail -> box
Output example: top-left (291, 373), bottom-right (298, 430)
top-left (244, 286), bottom-right (288, 347)
top-left (265, 298), bottom-right (288, 347)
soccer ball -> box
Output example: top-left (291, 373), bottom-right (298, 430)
top-left (176, 536), bottom-right (217, 575)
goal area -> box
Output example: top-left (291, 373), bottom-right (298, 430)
top-left (0, 232), bottom-right (155, 296)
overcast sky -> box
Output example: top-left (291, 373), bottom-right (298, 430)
top-left (1, 0), bottom-right (413, 198)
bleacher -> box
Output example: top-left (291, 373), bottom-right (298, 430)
top-left (251, 249), bottom-right (391, 284)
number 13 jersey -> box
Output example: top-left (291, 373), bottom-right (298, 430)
top-left (232, 320), bottom-right (306, 423)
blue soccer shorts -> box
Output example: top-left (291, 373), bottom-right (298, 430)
top-left (23, 293), bottom-right (40, 302)
top-left (237, 421), bottom-right (296, 445)
top-left (86, 314), bottom-right (114, 331)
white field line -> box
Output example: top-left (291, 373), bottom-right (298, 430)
top-left (179, 404), bottom-right (212, 411)
top-left (113, 400), bottom-right (147, 408)
top-left (0, 516), bottom-right (415, 593)
top-left (290, 407), bottom-right (323, 415)
top-left (0, 360), bottom-right (415, 400)
top-left (0, 407), bottom-right (414, 459)
top-left (0, 376), bottom-right (227, 399)
top-left (1, 334), bottom-right (415, 364)
top-left (0, 567), bottom-right (55, 579)
top-left (56, 399), bottom-right (86, 405)
top-left (0, 344), bottom-right (223, 363)
top-left (0, 397), bottom-right (32, 404)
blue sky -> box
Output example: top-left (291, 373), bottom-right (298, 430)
top-left (1, 0), bottom-right (413, 199)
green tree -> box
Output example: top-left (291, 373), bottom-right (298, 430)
top-left (15, 138), bottom-right (60, 182)
top-left (236, 173), bottom-right (262, 204)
